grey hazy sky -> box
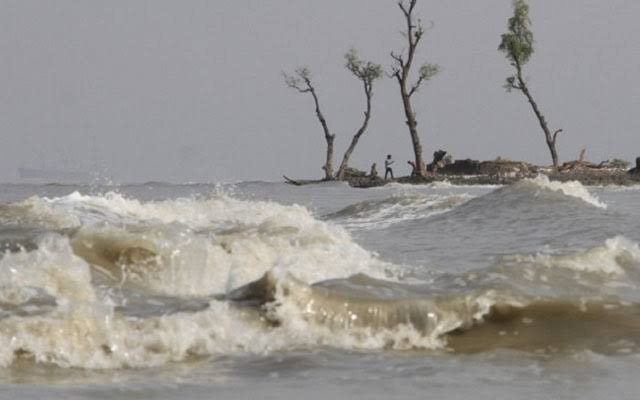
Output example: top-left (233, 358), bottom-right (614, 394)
top-left (2, 0), bottom-right (639, 183)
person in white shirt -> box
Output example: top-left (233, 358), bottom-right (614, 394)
top-left (385, 154), bottom-right (394, 180)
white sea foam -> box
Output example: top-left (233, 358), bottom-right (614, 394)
top-left (0, 192), bottom-right (422, 368)
top-left (4, 192), bottom-right (395, 296)
top-left (0, 231), bottom-right (499, 369)
top-left (330, 194), bottom-right (471, 230)
top-left (0, 291), bottom-right (483, 369)
top-left (33, 191), bottom-right (314, 228)
top-left (0, 252), bottom-right (474, 368)
top-left (2, 188), bottom-right (635, 370)
top-left (502, 236), bottom-right (640, 277)
top-left (0, 231), bottom-right (395, 369)
top-left (0, 235), bottom-right (96, 303)
top-left (525, 175), bottom-right (607, 209)
top-left (70, 212), bottom-right (392, 297)
top-left (3, 234), bottom-right (638, 369)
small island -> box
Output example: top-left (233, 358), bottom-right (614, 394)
top-left (283, 0), bottom-right (640, 189)
top-left (285, 155), bottom-right (640, 188)
top-left (339, 155), bottom-right (640, 188)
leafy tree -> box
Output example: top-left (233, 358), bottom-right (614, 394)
top-left (499, 0), bottom-right (563, 168)
top-left (390, 0), bottom-right (440, 176)
top-left (336, 49), bottom-right (384, 180)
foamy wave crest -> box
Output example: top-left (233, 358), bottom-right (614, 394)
top-left (499, 236), bottom-right (640, 279)
top-left (524, 175), bottom-right (607, 209)
top-left (4, 235), bottom-right (640, 368)
top-left (2, 192), bottom-right (394, 295)
top-left (326, 194), bottom-right (471, 230)
top-left (0, 297), bottom-right (285, 369)
top-left (70, 214), bottom-right (390, 297)
top-left (0, 231), bottom-right (395, 369)
top-left (0, 235), bottom-right (96, 303)
top-left (0, 236), bottom-right (269, 368)
top-left (0, 199), bottom-right (80, 229)
top-left (14, 191), bottom-right (324, 229)
top-left (0, 235), bottom-right (505, 367)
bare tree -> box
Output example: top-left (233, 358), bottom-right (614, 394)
top-left (283, 67), bottom-right (336, 180)
top-left (499, 0), bottom-right (562, 168)
top-left (390, 0), bottom-right (440, 177)
top-left (335, 49), bottom-right (383, 180)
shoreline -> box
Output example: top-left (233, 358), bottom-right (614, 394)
top-left (287, 169), bottom-right (640, 188)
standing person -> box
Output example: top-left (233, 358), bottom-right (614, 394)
top-left (385, 154), bottom-right (394, 180)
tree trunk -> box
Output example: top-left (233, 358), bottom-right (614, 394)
top-left (336, 84), bottom-right (373, 180)
top-left (517, 67), bottom-right (559, 168)
top-left (324, 134), bottom-right (335, 180)
top-left (309, 88), bottom-right (335, 180)
top-left (391, 0), bottom-right (428, 177)
top-left (401, 88), bottom-right (425, 175)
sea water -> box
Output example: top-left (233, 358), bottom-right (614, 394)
top-left (0, 178), bottom-right (639, 399)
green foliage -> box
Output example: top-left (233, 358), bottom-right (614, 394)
top-left (344, 48), bottom-right (383, 83)
top-left (499, 0), bottom-right (534, 68)
top-left (419, 63), bottom-right (440, 82)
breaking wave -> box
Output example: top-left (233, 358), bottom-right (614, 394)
top-left (522, 175), bottom-right (607, 209)
top-left (0, 191), bottom-right (396, 368)
top-left (324, 193), bottom-right (471, 229)
top-left (434, 175), bottom-right (609, 228)
top-left (0, 213), bottom-right (639, 369)
top-left (223, 236), bottom-right (640, 352)
top-left (0, 184), bottom-right (637, 370)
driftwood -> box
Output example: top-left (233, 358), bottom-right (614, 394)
top-left (283, 175), bottom-right (338, 186)
top-left (284, 167), bottom-right (374, 187)
top-left (284, 176), bottom-right (325, 186)
top-left (283, 175), bottom-right (303, 186)
top-left (559, 149), bottom-right (609, 171)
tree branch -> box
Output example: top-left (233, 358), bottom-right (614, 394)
top-left (408, 77), bottom-right (424, 97)
top-left (390, 51), bottom-right (404, 65)
top-left (398, 1), bottom-right (411, 19)
top-left (553, 129), bottom-right (563, 144)
top-left (389, 51), bottom-right (404, 82)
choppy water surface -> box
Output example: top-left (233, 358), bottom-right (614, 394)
top-left (1, 177), bottom-right (640, 399)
